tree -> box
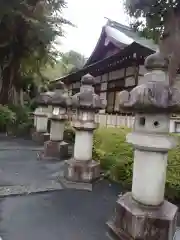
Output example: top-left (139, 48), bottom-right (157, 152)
top-left (42, 50), bottom-right (86, 81)
top-left (0, 0), bottom-right (71, 104)
top-left (125, 0), bottom-right (180, 42)
top-left (60, 50), bottom-right (87, 74)
top-left (125, 0), bottom-right (180, 85)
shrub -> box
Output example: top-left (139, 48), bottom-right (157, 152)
top-left (8, 105), bottom-right (31, 125)
top-left (61, 125), bottom-right (180, 201)
top-left (7, 105), bottom-right (33, 137)
top-left (166, 135), bottom-right (180, 201)
top-left (93, 127), bottom-right (180, 202)
top-left (93, 127), bottom-right (133, 187)
top-left (64, 125), bottom-right (75, 143)
top-left (0, 105), bottom-right (16, 131)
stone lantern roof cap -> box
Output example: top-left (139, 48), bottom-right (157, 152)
top-left (144, 51), bottom-right (169, 71)
top-left (118, 81), bottom-right (180, 113)
top-left (71, 74), bottom-right (105, 111)
top-left (53, 80), bottom-right (66, 90)
top-left (34, 91), bottom-right (55, 106)
top-left (51, 81), bottom-right (71, 108)
top-left (81, 74), bottom-right (95, 85)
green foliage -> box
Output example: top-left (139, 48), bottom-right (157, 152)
top-left (64, 125), bottom-right (75, 143)
top-left (0, 105), bottom-right (16, 131)
top-left (63, 126), bottom-right (180, 201)
top-left (93, 127), bottom-right (180, 201)
top-left (60, 50), bottom-right (86, 73)
top-left (125, 0), bottom-right (180, 42)
top-left (166, 135), bottom-right (180, 201)
top-left (42, 50), bottom-right (86, 81)
top-left (93, 127), bottom-right (133, 186)
top-left (0, 104), bottom-right (33, 136)
top-left (8, 105), bottom-right (31, 125)
top-left (0, 0), bottom-right (71, 103)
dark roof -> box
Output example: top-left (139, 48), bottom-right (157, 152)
top-left (85, 19), bottom-right (157, 66)
top-left (52, 42), bottom-right (155, 85)
top-left (51, 19), bottom-right (157, 85)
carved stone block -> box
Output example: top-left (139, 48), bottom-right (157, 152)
top-left (64, 159), bottom-right (100, 183)
top-left (31, 131), bottom-right (50, 145)
top-left (107, 192), bottom-right (178, 240)
top-left (40, 140), bottom-right (71, 160)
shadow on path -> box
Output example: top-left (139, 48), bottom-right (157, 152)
top-left (0, 181), bottom-right (121, 240)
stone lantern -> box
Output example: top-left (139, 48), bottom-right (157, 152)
top-left (64, 74), bottom-right (104, 185)
top-left (107, 52), bottom-right (179, 240)
top-left (32, 91), bottom-right (54, 144)
top-left (40, 81), bottom-right (71, 160)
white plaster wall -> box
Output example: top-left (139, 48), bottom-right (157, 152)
top-left (101, 82), bottom-right (107, 91)
top-left (102, 73), bottom-right (108, 82)
top-left (109, 69), bottom-right (125, 80)
top-left (139, 65), bottom-right (148, 76)
top-left (100, 92), bottom-right (107, 107)
top-left (126, 66), bottom-right (134, 76)
top-left (125, 77), bottom-right (135, 87)
top-left (95, 76), bottom-right (101, 83)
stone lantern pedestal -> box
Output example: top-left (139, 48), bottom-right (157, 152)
top-left (32, 91), bottom-right (54, 144)
top-left (62, 74), bottom-right (104, 188)
top-left (107, 52), bottom-right (179, 240)
top-left (39, 81), bottom-right (71, 160)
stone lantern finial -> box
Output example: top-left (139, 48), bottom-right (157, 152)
top-left (144, 51), bottom-right (169, 71)
top-left (51, 81), bottom-right (70, 108)
top-left (81, 74), bottom-right (95, 85)
top-left (54, 80), bottom-right (66, 90)
top-left (34, 91), bottom-right (54, 106)
top-left (71, 74), bottom-right (104, 112)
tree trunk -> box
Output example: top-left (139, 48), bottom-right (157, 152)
top-left (0, 60), bottom-right (20, 105)
top-left (13, 87), bottom-right (24, 106)
top-left (20, 89), bottom-right (24, 106)
top-left (0, 72), bottom-right (12, 105)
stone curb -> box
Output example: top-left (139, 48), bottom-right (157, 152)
top-left (0, 182), bottom-right (63, 197)
top-left (0, 147), bottom-right (43, 151)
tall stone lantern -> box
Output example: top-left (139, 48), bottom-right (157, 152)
top-left (107, 52), bottom-right (179, 240)
top-left (32, 91), bottom-right (54, 144)
top-left (64, 74), bottom-right (104, 185)
top-left (40, 81), bottom-right (71, 160)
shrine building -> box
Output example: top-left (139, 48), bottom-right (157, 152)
top-left (54, 19), bottom-right (157, 114)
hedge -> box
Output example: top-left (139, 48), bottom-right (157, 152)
top-left (0, 104), bottom-right (33, 137)
top-left (92, 127), bottom-right (180, 202)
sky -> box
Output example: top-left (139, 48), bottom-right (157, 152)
top-left (60, 0), bottom-right (129, 58)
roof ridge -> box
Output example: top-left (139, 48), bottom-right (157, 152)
top-left (105, 18), bottom-right (157, 51)
top-left (105, 18), bottom-right (132, 31)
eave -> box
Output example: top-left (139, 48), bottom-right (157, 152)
top-left (52, 42), bottom-right (155, 86)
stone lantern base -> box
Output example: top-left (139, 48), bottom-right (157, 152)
top-left (39, 140), bottom-right (71, 160)
top-left (31, 130), bottom-right (50, 145)
top-left (64, 159), bottom-right (101, 183)
top-left (107, 192), bottom-right (178, 240)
